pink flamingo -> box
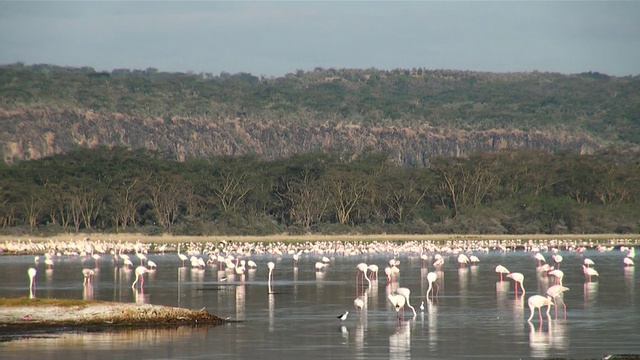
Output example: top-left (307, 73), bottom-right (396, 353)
top-left (527, 295), bottom-right (553, 322)
top-left (495, 265), bottom-right (510, 282)
top-left (507, 272), bottom-right (525, 296)
top-left (132, 266), bottom-right (150, 289)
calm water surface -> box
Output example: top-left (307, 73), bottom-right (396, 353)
top-left (0, 247), bottom-right (638, 359)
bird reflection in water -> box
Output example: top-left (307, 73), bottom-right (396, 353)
top-left (426, 299), bottom-right (438, 351)
top-left (236, 284), bottom-right (246, 320)
top-left (528, 321), bottom-right (551, 359)
top-left (83, 283), bottom-right (94, 300)
top-left (389, 321), bottom-right (411, 360)
top-left (134, 288), bottom-right (150, 304)
top-left (458, 267), bottom-right (469, 306)
top-left (268, 293), bottom-right (275, 332)
top-left (624, 266), bottom-right (634, 298)
top-left (549, 319), bottom-right (567, 351)
top-left (583, 281), bottom-right (598, 307)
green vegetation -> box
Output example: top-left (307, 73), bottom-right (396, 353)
top-left (1, 63), bottom-right (640, 146)
top-left (0, 147), bottom-right (638, 236)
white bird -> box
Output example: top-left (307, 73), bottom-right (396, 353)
top-left (426, 271), bottom-right (439, 298)
top-left (549, 269), bottom-right (564, 285)
top-left (132, 266), bottom-right (150, 289)
top-left (337, 311), bottom-right (349, 322)
top-left (583, 258), bottom-right (595, 267)
top-left (546, 285), bottom-right (570, 318)
top-left (552, 254), bottom-right (563, 268)
top-left (267, 262), bottom-right (275, 293)
top-left (354, 298), bottom-right (365, 311)
top-left (396, 287), bottom-right (417, 316)
top-left (527, 295), bottom-right (553, 322)
top-left (147, 260), bottom-right (157, 269)
top-left (356, 263), bottom-right (371, 287)
top-left (534, 253), bottom-right (546, 266)
top-left (27, 267), bottom-right (37, 291)
top-left (495, 265), bottom-right (510, 281)
top-left (420, 301), bottom-right (425, 312)
top-left (582, 265), bottom-right (599, 282)
top-left (82, 268), bottom-right (94, 285)
top-left (388, 294), bottom-right (407, 321)
top-left (507, 272), bottom-right (525, 295)
top-left (623, 257), bottom-right (634, 267)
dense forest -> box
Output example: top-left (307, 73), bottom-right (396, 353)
top-left (0, 147), bottom-right (638, 236)
top-left (1, 64), bottom-right (639, 165)
top-left (1, 64), bottom-right (640, 236)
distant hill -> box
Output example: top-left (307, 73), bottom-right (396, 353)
top-left (1, 63), bottom-right (639, 165)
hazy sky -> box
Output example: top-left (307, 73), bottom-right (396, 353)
top-left (1, 1), bottom-right (639, 77)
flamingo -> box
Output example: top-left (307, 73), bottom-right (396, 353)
top-left (527, 295), bottom-right (553, 322)
top-left (27, 267), bottom-right (37, 292)
top-left (147, 260), bottom-right (157, 269)
top-left (507, 272), bottom-right (525, 295)
top-left (420, 301), bottom-right (425, 312)
top-left (388, 293), bottom-right (407, 321)
top-left (396, 287), bottom-right (417, 316)
top-left (178, 251), bottom-right (188, 267)
top-left (583, 258), bottom-right (595, 267)
top-left (426, 271), bottom-right (439, 298)
top-left (469, 255), bottom-right (480, 265)
top-left (131, 266), bottom-right (150, 289)
top-left (367, 264), bottom-right (379, 280)
top-left (354, 297), bottom-right (365, 311)
top-left (44, 257), bottom-right (54, 270)
top-left (495, 265), bottom-right (510, 281)
top-left (623, 257), bottom-right (634, 267)
top-left (338, 311), bottom-right (349, 322)
top-left (582, 265), bottom-right (599, 282)
top-left (292, 253), bottom-right (299, 266)
top-left (267, 262), bottom-right (275, 293)
top-left (356, 263), bottom-right (371, 287)
top-left (552, 254), bottom-right (563, 269)
top-left (548, 269), bottom-right (564, 285)
top-left (546, 285), bottom-right (569, 318)
top-left (82, 268), bottom-right (94, 285)
top-left (534, 253), bottom-right (546, 266)
top-left (457, 254), bottom-right (470, 268)
top-left (92, 254), bottom-right (101, 268)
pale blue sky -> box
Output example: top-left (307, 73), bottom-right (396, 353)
top-left (1, 1), bottom-right (639, 77)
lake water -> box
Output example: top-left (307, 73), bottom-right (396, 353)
top-left (0, 246), bottom-right (639, 359)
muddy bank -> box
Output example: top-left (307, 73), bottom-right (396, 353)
top-left (0, 298), bottom-right (228, 339)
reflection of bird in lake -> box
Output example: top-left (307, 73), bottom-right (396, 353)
top-left (396, 287), bottom-right (416, 316)
top-left (82, 268), bottom-right (94, 285)
top-left (267, 261), bottom-right (275, 293)
top-left (582, 265), bottom-right (599, 282)
top-left (426, 271), bottom-right (439, 298)
top-left (356, 263), bottom-right (371, 287)
top-left (546, 285), bottom-right (569, 318)
top-left (132, 266), bottom-right (150, 289)
top-left (338, 311), bottom-right (349, 322)
top-left (495, 265), bottom-right (510, 281)
top-left (527, 295), bottom-right (553, 322)
top-left (507, 273), bottom-right (525, 295)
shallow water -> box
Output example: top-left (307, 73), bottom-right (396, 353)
top-left (0, 247), bottom-right (638, 359)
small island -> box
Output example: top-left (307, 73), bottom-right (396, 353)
top-left (0, 297), bottom-right (228, 339)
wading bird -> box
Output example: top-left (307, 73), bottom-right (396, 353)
top-left (132, 266), bottom-right (150, 289)
top-left (527, 295), bottom-right (553, 322)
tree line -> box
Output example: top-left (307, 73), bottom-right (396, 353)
top-left (1, 146), bottom-right (638, 236)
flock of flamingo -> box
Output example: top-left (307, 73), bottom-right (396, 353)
top-left (4, 236), bottom-right (636, 325)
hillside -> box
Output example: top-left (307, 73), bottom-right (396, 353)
top-left (1, 64), bottom-right (639, 164)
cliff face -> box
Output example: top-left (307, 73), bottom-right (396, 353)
top-left (0, 109), bottom-right (602, 165)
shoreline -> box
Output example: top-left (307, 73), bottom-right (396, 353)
top-left (0, 298), bottom-right (228, 339)
top-left (3, 233), bottom-right (640, 245)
